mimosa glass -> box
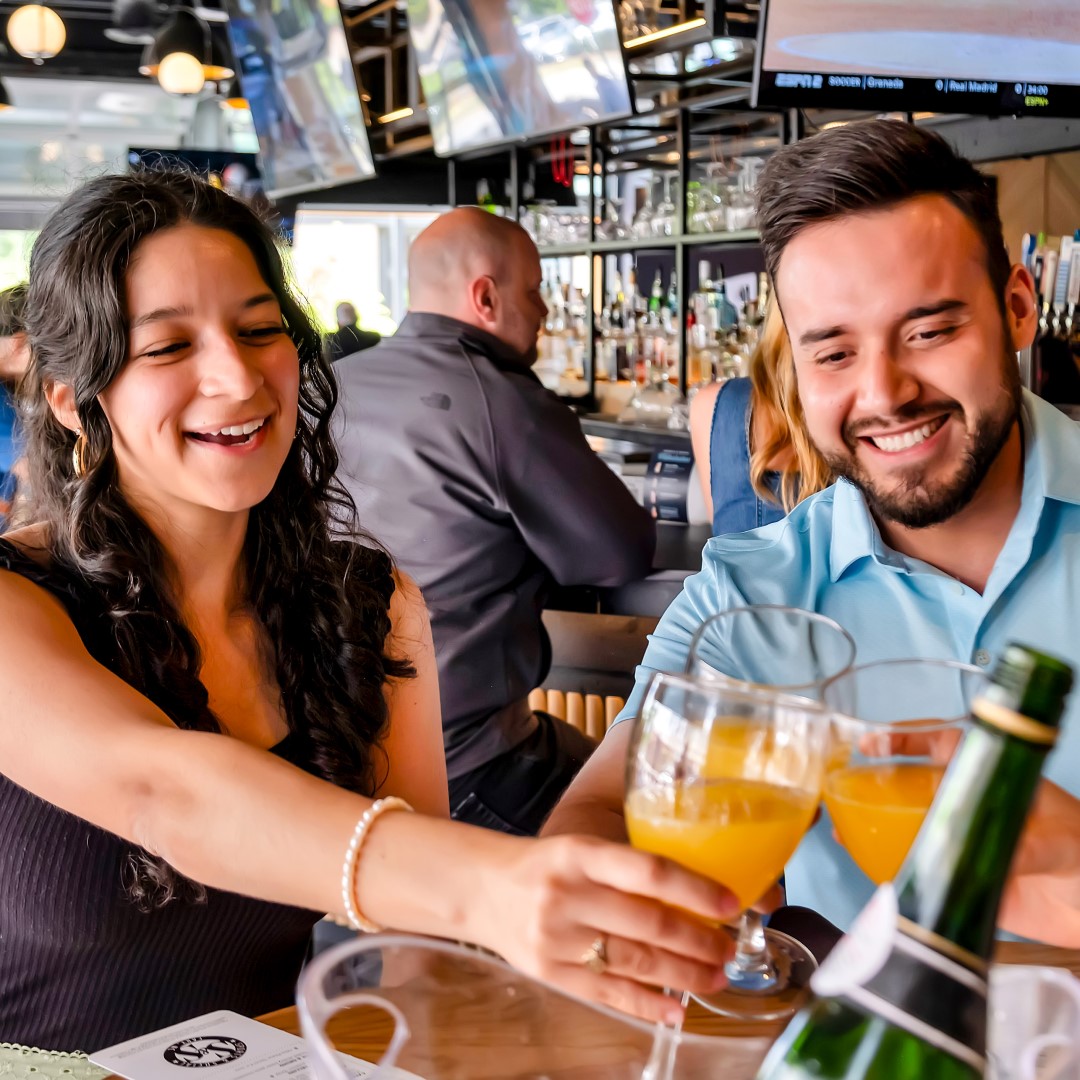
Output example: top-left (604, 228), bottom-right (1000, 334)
top-left (685, 605), bottom-right (856, 1019)
top-left (822, 657), bottom-right (984, 885)
top-left (625, 670), bottom-right (829, 1079)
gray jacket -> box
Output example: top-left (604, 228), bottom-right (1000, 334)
top-left (335, 312), bottom-right (656, 777)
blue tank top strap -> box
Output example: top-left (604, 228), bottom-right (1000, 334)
top-left (707, 377), bottom-right (786, 535)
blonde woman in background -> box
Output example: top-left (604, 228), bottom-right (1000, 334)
top-left (690, 300), bottom-right (831, 534)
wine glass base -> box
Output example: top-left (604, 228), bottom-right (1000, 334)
top-left (689, 929), bottom-right (817, 1021)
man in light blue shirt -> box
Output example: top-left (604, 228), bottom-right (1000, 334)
top-left (542, 119), bottom-right (1080, 941)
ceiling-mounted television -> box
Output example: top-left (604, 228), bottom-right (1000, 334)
top-left (753, 0), bottom-right (1080, 118)
top-left (224, 0), bottom-right (375, 197)
top-left (405, 0), bottom-right (633, 157)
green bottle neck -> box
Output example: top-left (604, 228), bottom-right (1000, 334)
top-left (894, 717), bottom-right (1051, 960)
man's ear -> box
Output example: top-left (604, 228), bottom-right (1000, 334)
top-left (467, 275), bottom-right (499, 329)
top-left (1004, 263), bottom-right (1039, 353)
top-left (44, 380), bottom-right (80, 433)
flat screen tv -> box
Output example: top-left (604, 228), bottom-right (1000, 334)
top-left (406, 0), bottom-right (633, 156)
top-left (224, 0), bottom-right (375, 197)
top-left (754, 0), bottom-right (1080, 118)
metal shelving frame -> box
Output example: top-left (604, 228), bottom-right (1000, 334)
top-left (528, 114), bottom-right (780, 402)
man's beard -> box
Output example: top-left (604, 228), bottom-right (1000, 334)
top-left (821, 356), bottom-right (1022, 530)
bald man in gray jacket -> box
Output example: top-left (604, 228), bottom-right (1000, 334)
top-left (335, 208), bottom-right (655, 834)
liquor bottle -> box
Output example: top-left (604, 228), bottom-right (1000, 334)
top-left (611, 273), bottom-right (626, 328)
top-left (667, 271), bottom-right (678, 319)
top-left (697, 259), bottom-right (714, 302)
top-left (632, 265), bottom-right (649, 322)
top-left (753, 272), bottom-right (770, 326)
top-left (713, 264), bottom-right (739, 332)
top-left (649, 270), bottom-right (664, 316)
top-left (755, 643), bottom-right (1074, 1080)
top-left (475, 179), bottom-right (498, 214)
top-left (625, 268), bottom-right (639, 321)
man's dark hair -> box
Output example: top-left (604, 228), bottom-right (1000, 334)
top-left (756, 119), bottom-right (1011, 309)
top-left (0, 282), bottom-right (27, 337)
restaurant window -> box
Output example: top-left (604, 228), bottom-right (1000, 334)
top-left (290, 206), bottom-right (444, 335)
top-left (0, 229), bottom-right (36, 290)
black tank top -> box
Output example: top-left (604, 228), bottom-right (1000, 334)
top-left (0, 539), bottom-right (363, 1052)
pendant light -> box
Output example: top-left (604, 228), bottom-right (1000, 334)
top-left (7, 3), bottom-right (66, 62)
top-left (158, 49), bottom-right (205, 95)
top-left (139, 5), bottom-right (234, 94)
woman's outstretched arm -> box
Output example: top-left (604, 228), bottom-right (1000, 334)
top-left (0, 567), bottom-right (740, 1022)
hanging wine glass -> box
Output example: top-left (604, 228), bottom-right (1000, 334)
top-left (597, 197), bottom-right (627, 240)
top-left (704, 163), bottom-right (728, 233)
top-left (631, 183), bottom-right (655, 239)
top-left (652, 173), bottom-right (676, 237)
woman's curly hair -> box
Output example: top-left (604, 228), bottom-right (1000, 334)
top-left (21, 167), bottom-right (413, 909)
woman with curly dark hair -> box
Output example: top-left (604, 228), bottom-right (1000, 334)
top-left (0, 169), bottom-right (739, 1072)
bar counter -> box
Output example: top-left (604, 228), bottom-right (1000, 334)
top-left (542, 422), bottom-right (711, 701)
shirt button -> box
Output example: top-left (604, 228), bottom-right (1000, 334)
top-left (974, 649), bottom-right (991, 667)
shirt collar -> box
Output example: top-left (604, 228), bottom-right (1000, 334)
top-left (828, 388), bottom-right (1080, 582)
top-left (1022, 389), bottom-right (1080, 506)
top-left (395, 311), bottom-right (531, 370)
top-left (828, 479), bottom-right (893, 582)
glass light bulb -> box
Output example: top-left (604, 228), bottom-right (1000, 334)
top-left (7, 4), bottom-right (65, 60)
top-left (157, 51), bottom-right (206, 95)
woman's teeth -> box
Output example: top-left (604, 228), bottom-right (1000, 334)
top-left (206, 419), bottom-right (265, 437)
top-left (188, 418), bottom-right (266, 445)
top-left (870, 416), bottom-right (946, 453)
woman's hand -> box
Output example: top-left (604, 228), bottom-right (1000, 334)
top-left (469, 833), bottom-right (742, 1024)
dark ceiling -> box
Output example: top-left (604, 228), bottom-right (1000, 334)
top-left (0, 0), bottom-right (233, 80)
top-left (0, 0), bottom-right (768, 171)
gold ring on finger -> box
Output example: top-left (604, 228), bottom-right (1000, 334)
top-left (580, 934), bottom-right (609, 974)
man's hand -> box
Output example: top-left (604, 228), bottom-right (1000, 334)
top-left (843, 718), bottom-right (961, 765)
top-left (1000, 780), bottom-right (1080, 947)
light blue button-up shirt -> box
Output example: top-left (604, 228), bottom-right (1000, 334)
top-left (616, 389), bottom-right (1080, 932)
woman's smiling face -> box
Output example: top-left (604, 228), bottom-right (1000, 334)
top-left (98, 223), bottom-right (300, 519)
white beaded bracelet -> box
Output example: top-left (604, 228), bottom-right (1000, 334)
top-left (340, 796), bottom-right (414, 933)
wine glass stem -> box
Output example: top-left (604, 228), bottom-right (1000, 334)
top-left (727, 911), bottom-right (775, 980)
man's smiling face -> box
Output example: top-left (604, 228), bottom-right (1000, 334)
top-left (778, 194), bottom-right (1025, 529)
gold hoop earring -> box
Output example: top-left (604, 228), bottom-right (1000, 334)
top-left (72, 431), bottom-right (89, 479)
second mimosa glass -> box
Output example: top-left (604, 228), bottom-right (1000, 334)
top-left (822, 658), bottom-right (984, 885)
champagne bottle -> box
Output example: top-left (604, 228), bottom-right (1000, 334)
top-left (756, 643), bottom-right (1073, 1080)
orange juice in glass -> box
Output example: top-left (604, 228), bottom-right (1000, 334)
top-left (822, 658), bottom-right (984, 884)
top-left (627, 776), bottom-right (818, 910)
top-left (822, 760), bottom-right (945, 884)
